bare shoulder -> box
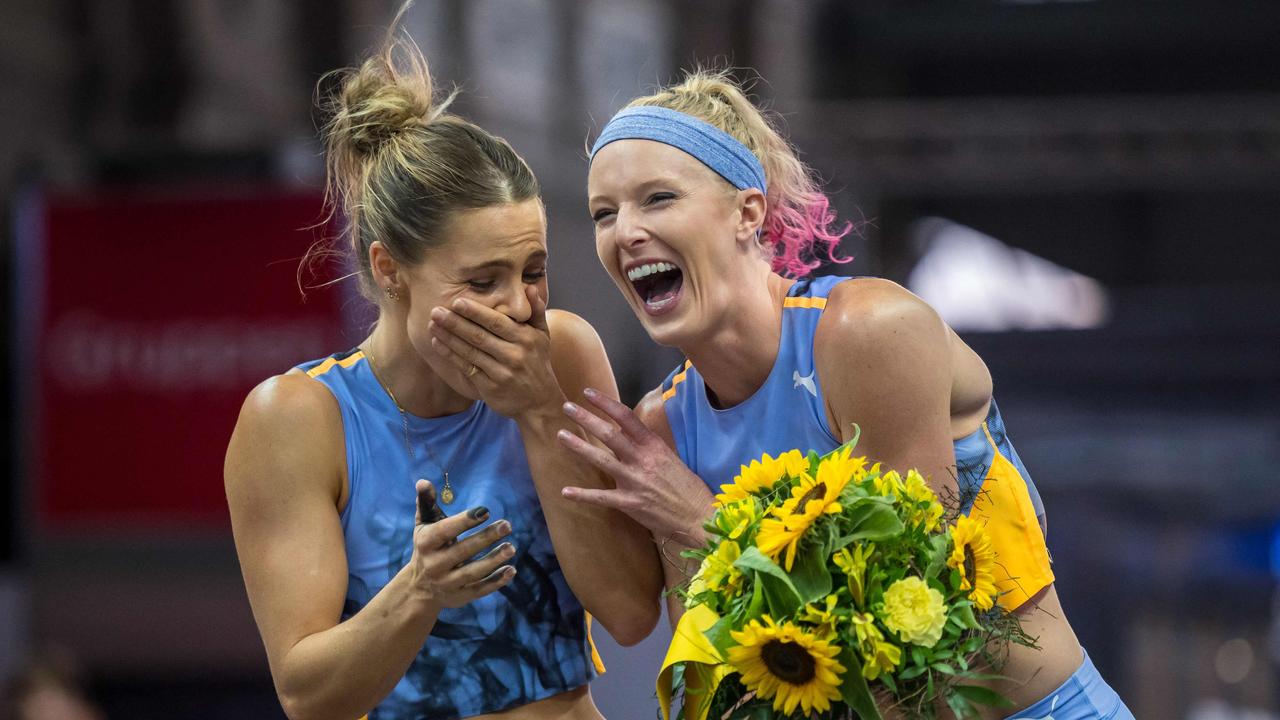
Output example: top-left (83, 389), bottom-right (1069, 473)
top-left (225, 371), bottom-right (345, 506)
top-left (546, 309), bottom-right (617, 401)
top-left (547, 309), bottom-right (604, 355)
top-left (819, 277), bottom-right (948, 355)
top-left (634, 387), bottom-right (675, 448)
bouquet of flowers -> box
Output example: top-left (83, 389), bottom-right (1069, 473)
top-left (658, 437), bottom-right (1036, 720)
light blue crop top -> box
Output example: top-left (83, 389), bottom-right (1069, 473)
top-left (660, 275), bottom-right (1046, 522)
top-left (297, 349), bottom-right (597, 720)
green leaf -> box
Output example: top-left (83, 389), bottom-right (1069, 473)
top-left (745, 577), bottom-right (765, 619)
top-left (834, 498), bottom-right (904, 545)
top-left (910, 647), bottom-right (925, 667)
top-left (924, 533), bottom-right (949, 579)
top-left (952, 601), bottom-right (980, 631)
top-left (789, 542), bottom-right (833, 604)
top-left (953, 685), bottom-right (1016, 709)
top-left (836, 647), bottom-right (882, 720)
top-left (931, 662), bottom-right (957, 675)
top-left (899, 665), bottom-right (928, 680)
top-left (734, 547), bottom-right (802, 618)
top-left (704, 614), bottom-right (737, 657)
top-left (946, 691), bottom-right (980, 720)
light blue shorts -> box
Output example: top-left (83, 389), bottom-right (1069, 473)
top-left (1006, 650), bottom-right (1134, 719)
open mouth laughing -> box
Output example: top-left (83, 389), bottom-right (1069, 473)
top-left (625, 260), bottom-right (684, 315)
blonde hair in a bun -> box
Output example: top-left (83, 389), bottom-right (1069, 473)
top-left (318, 1), bottom-right (539, 300)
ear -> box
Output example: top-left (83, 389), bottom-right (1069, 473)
top-left (369, 241), bottom-right (402, 294)
top-left (733, 188), bottom-right (768, 246)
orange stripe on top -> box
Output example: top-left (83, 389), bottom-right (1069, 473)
top-left (661, 359), bottom-right (694, 402)
top-left (782, 296), bottom-right (827, 310)
top-left (306, 350), bottom-right (365, 378)
top-left (585, 612), bottom-right (607, 675)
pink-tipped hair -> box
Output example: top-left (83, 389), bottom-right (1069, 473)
top-left (764, 191), bottom-right (852, 278)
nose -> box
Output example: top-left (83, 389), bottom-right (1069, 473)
top-left (494, 280), bottom-right (532, 324)
top-left (615, 204), bottom-right (649, 250)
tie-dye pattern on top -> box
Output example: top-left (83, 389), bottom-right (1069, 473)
top-left (298, 349), bottom-right (598, 719)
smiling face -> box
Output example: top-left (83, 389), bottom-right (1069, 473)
top-left (588, 139), bottom-right (766, 347)
top-left (396, 198), bottom-right (548, 396)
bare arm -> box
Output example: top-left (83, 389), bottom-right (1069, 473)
top-left (816, 279), bottom-right (959, 495)
top-left (427, 289), bottom-right (662, 645)
top-left (558, 387), bottom-right (716, 630)
top-left (225, 374), bottom-right (515, 720)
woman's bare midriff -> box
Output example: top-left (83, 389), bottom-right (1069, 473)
top-left (967, 584), bottom-right (1082, 719)
top-left (470, 686), bottom-right (603, 720)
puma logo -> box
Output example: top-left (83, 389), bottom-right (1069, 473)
top-left (792, 371), bottom-right (817, 397)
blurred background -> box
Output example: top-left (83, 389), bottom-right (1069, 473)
top-left (2, 0), bottom-right (1279, 718)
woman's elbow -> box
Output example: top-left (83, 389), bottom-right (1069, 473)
top-left (600, 602), bottom-right (661, 647)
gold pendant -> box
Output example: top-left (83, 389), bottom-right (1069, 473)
top-left (440, 483), bottom-right (454, 505)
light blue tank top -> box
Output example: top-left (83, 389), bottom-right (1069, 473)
top-left (661, 275), bottom-right (1045, 521)
top-left (297, 349), bottom-right (597, 720)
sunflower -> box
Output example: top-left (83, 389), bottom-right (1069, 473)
top-left (947, 515), bottom-right (998, 611)
top-left (715, 450), bottom-right (810, 507)
top-left (728, 617), bottom-right (846, 716)
top-left (756, 446), bottom-right (854, 570)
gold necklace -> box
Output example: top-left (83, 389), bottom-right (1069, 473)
top-left (364, 349), bottom-right (458, 505)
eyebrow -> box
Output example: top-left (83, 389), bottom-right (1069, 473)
top-left (588, 177), bottom-right (682, 207)
top-left (459, 249), bottom-right (547, 273)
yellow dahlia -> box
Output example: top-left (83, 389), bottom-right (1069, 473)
top-left (947, 515), bottom-right (998, 611)
top-left (715, 450), bottom-right (809, 506)
top-left (850, 611), bottom-right (902, 680)
top-left (728, 617), bottom-right (846, 716)
top-left (881, 576), bottom-right (947, 647)
top-left (756, 448), bottom-right (853, 570)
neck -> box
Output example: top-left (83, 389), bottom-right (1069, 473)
top-left (363, 315), bottom-right (472, 419)
top-left (682, 269), bottom-right (794, 408)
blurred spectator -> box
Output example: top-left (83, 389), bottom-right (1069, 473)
top-left (2, 649), bottom-right (105, 720)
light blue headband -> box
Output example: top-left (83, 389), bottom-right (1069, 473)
top-left (589, 105), bottom-right (767, 194)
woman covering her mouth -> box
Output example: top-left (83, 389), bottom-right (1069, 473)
top-left (223, 7), bottom-right (661, 719)
top-left (559, 70), bottom-right (1133, 719)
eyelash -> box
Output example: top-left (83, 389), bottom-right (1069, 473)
top-left (592, 191), bottom-right (678, 224)
top-left (468, 270), bottom-right (546, 292)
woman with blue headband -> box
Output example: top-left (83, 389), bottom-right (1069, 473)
top-left (224, 12), bottom-right (661, 720)
top-left (558, 71), bottom-right (1132, 718)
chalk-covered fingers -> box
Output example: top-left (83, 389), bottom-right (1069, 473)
top-left (411, 505), bottom-right (517, 608)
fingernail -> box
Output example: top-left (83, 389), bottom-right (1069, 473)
top-left (556, 429), bottom-right (574, 443)
top-left (561, 487), bottom-right (575, 498)
top-left (431, 307), bottom-right (446, 320)
top-left (504, 542), bottom-right (516, 556)
top-left (468, 506), bottom-right (489, 520)
top-left (563, 401), bottom-right (579, 414)
top-left (453, 299), bottom-right (466, 310)
top-left (498, 520), bottom-right (512, 533)
top-left (583, 387), bottom-right (598, 398)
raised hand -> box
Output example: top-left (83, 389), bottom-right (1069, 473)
top-left (410, 480), bottom-right (516, 609)
top-left (427, 285), bottom-right (563, 418)
top-left (557, 389), bottom-right (714, 548)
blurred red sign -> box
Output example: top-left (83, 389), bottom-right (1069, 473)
top-left (24, 189), bottom-right (349, 532)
